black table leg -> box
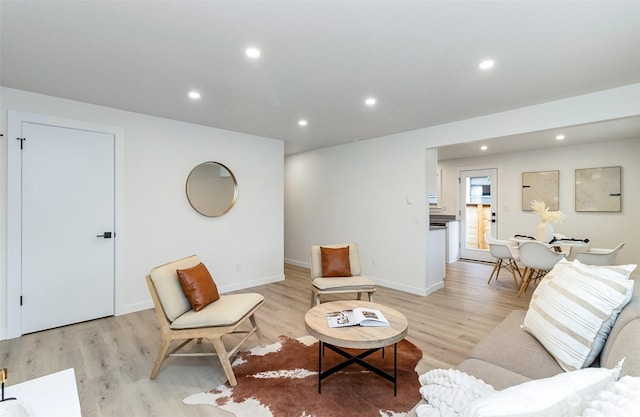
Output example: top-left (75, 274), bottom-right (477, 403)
top-left (316, 341), bottom-right (398, 396)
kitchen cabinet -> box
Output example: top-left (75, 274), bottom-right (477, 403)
top-left (427, 228), bottom-right (446, 282)
top-left (447, 220), bottom-right (460, 263)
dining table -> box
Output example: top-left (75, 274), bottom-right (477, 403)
top-left (511, 235), bottom-right (590, 258)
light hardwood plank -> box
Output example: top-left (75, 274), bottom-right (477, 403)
top-left (0, 260), bottom-right (531, 416)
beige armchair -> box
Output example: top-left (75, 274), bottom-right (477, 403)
top-left (309, 243), bottom-right (376, 307)
top-left (146, 255), bottom-right (264, 386)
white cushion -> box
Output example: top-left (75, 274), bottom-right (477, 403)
top-left (149, 255), bottom-right (201, 322)
top-left (582, 375), bottom-right (640, 417)
top-left (170, 293), bottom-right (264, 329)
top-left (522, 259), bottom-right (635, 371)
top-left (462, 365), bottom-right (621, 417)
top-left (311, 276), bottom-right (375, 291)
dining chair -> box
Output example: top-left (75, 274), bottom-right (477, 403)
top-left (517, 241), bottom-right (567, 297)
top-left (575, 242), bottom-right (625, 266)
top-left (146, 255), bottom-right (264, 386)
top-left (309, 243), bottom-right (376, 307)
top-left (484, 233), bottom-right (521, 288)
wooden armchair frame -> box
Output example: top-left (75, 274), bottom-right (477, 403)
top-left (146, 272), bottom-right (263, 386)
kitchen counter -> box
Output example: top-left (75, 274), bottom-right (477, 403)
top-left (429, 215), bottom-right (455, 230)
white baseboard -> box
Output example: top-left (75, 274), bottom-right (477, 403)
top-left (220, 274), bottom-right (285, 293)
top-left (372, 277), bottom-right (443, 297)
top-left (116, 300), bottom-right (153, 316)
top-left (284, 258), bottom-right (310, 268)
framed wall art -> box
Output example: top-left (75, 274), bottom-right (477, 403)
top-left (522, 170), bottom-right (559, 211)
top-left (575, 166), bottom-right (621, 212)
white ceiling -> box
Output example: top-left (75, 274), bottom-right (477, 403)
top-left (2, 1), bottom-right (640, 155)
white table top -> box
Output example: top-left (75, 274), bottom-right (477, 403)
top-left (305, 300), bottom-right (408, 349)
top-left (4, 368), bottom-right (81, 417)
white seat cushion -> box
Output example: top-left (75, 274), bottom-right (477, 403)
top-left (312, 276), bottom-right (375, 291)
top-left (170, 293), bottom-right (264, 329)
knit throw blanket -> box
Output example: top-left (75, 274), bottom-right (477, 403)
top-left (415, 369), bottom-right (495, 417)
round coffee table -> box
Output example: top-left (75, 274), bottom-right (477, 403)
top-left (304, 300), bottom-right (408, 395)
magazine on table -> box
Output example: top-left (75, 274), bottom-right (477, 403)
top-left (326, 307), bottom-right (389, 327)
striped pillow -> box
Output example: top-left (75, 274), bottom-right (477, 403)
top-left (523, 260), bottom-right (635, 371)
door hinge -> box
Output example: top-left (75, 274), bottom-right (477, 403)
top-left (20, 296), bottom-right (23, 306)
top-left (17, 137), bottom-right (26, 150)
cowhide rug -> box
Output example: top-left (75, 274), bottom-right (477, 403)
top-left (184, 335), bottom-right (423, 417)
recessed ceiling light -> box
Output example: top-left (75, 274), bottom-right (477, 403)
top-left (480, 145), bottom-right (488, 151)
top-left (246, 47), bottom-right (261, 58)
top-left (556, 134), bottom-right (565, 140)
top-left (365, 97), bottom-right (377, 106)
top-left (298, 119), bottom-right (308, 127)
top-left (188, 91), bottom-right (201, 99)
top-left (479, 59), bottom-right (495, 70)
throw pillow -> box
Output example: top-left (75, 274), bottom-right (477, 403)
top-left (523, 260), bottom-right (635, 371)
top-left (462, 365), bottom-right (622, 417)
top-left (321, 246), bottom-right (352, 277)
top-left (176, 262), bottom-right (220, 311)
top-left (572, 261), bottom-right (637, 366)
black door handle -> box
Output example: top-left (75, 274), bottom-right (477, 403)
top-left (96, 232), bottom-right (112, 238)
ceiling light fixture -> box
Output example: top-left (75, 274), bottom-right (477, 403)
top-left (246, 47), bottom-right (261, 58)
top-left (556, 134), bottom-right (565, 140)
top-left (479, 59), bottom-right (495, 70)
top-left (298, 119), bottom-right (308, 127)
top-left (480, 145), bottom-right (488, 151)
top-left (365, 97), bottom-right (376, 106)
top-left (188, 91), bottom-right (201, 99)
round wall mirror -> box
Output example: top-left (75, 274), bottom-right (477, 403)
top-left (186, 161), bottom-right (238, 217)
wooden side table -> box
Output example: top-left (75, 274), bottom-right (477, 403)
top-left (304, 300), bottom-right (408, 395)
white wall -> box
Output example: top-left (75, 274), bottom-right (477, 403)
top-left (284, 84), bottom-right (640, 295)
top-left (0, 87), bottom-right (284, 339)
top-left (437, 138), bottom-right (640, 265)
top-left (285, 135), bottom-right (429, 295)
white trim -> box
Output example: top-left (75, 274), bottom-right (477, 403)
top-left (373, 276), bottom-right (443, 297)
top-left (5, 110), bottom-right (124, 339)
top-left (219, 274), bottom-right (285, 293)
top-left (283, 258), bottom-right (438, 297)
top-left (284, 258), bottom-right (309, 268)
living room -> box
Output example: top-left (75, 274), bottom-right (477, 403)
top-left (1, 1), bottom-right (640, 415)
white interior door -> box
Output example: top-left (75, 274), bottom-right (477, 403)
top-left (21, 122), bottom-right (115, 334)
top-left (459, 168), bottom-right (498, 262)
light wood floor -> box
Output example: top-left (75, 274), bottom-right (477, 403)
top-left (0, 261), bottom-right (531, 416)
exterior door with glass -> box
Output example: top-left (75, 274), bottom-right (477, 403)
top-left (459, 168), bottom-right (498, 262)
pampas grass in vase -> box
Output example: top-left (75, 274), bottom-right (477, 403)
top-left (530, 200), bottom-right (565, 242)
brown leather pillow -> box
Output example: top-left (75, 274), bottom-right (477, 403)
top-left (321, 246), bottom-right (352, 277)
top-left (176, 262), bottom-right (220, 311)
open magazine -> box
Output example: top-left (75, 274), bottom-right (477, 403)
top-left (326, 307), bottom-right (389, 328)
